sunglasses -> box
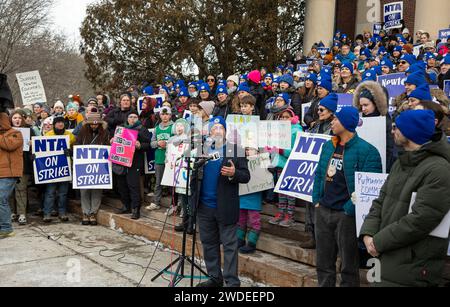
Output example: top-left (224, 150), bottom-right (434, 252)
top-left (399, 61), bottom-right (408, 65)
top-left (318, 108), bottom-right (327, 113)
top-left (207, 79), bottom-right (215, 82)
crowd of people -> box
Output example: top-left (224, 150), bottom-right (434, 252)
top-left (0, 24), bottom-right (449, 288)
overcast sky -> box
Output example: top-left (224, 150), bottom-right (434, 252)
top-left (50, 0), bottom-right (99, 44)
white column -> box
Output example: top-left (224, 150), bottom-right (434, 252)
top-left (303, 0), bottom-right (337, 51)
top-left (355, 0), bottom-right (382, 36)
top-left (414, 0), bottom-right (450, 41)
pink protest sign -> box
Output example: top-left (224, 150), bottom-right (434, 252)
top-left (109, 127), bottom-right (138, 168)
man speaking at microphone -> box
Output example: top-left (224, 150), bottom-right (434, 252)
top-left (195, 116), bottom-right (250, 288)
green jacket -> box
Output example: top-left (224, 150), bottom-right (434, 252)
top-left (360, 132), bottom-right (450, 287)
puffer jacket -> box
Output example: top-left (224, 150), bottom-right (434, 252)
top-left (360, 131), bottom-right (450, 287)
top-left (0, 113), bottom-right (24, 178)
top-left (313, 134), bottom-right (382, 216)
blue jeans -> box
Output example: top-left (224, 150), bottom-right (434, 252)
top-left (0, 178), bottom-right (17, 233)
top-left (43, 182), bottom-right (69, 216)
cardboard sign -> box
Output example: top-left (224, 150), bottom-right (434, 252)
top-left (109, 127), bottom-right (138, 168)
top-left (258, 121), bottom-right (292, 150)
top-left (73, 146), bottom-right (112, 190)
top-left (274, 132), bottom-right (332, 202)
top-left (355, 172), bottom-right (388, 237)
top-left (32, 136), bottom-right (71, 184)
top-left (16, 71), bottom-right (47, 106)
top-left (226, 115), bottom-right (260, 149)
top-left (161, 142), bottom-right (189, 189)
top-left (383, 1), bottom-right (403, 30)
top-left (240, 153), bottom-right (274, 196)
top-left (356, 117), bottom-right (387, 173)
top-left (377, 73), bottom-right (406, 114)
top-left (14, 127), bottom-right (30, 151)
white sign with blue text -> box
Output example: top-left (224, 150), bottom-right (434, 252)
top-left (73, 145), bottom-right (113, 190)
top-left (32, 136), bottom-right (72, 184)
top-left (383, 1), bottom-right (403, 30)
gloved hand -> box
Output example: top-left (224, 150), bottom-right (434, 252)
top-left (264, 146), bottom-right (280, 154)
top-left (351, 192), bottom-right (358, 205)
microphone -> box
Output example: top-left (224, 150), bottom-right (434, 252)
top-left (194, 152), bottom-right (221, 169)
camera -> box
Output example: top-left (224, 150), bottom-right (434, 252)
top-left (0, 73), bottom-right (14, 113)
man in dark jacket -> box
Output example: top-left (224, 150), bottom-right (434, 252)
top-left (313, 107), bottom-right (382, 287)
top-left (361, 110), bottom-right (450, 287)
top-left (195, 116), bottom-right (250, 287)
top-left (106, 93), bottom-right (133, 136)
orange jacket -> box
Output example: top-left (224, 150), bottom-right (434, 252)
top-left (0, 113), bottom-right (24, 178)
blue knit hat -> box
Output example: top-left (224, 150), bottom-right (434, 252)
top-left (175, 80), bottom-right (185, 88)
top-left (373, 66), bottom-right (383, 76)
top-left (275, 93), bottom-right (291, 105)
top-left (163, 76), bottom-right (174, 83)
top-left (317, 76), bottom-right (333, 92)
top-left (395, 110), bottom-right (435, 145)
top-left (361, 48), bottom-right (371, 58)
top-left (178, 87), bottom-right (190, 98)
top-left (393, 46), bottom-right (403, 53)
top-left (319, 93), bottom-right (338, 113)
top-left (306, 73), bottom-right (318, 84)
top-left (380, 58), bottom-right (394, 70)
top-left (209, 116), bottom-right (227, 132)
top-left (424, 52), bottom-right (437, 61)
top-left (66, 102), bottom-right (79, 112)
top-left (143, 86), bottom-right (154, 95)
top-left (406, 62), bottom-right (427, 74)
top-left (237, 82), bottom-right (251, 94)
top-left (199, 83), bottom-right (210, 93)
top-left (188, 81), bottom-right (198, 89)
top-left (405, 70), bottom-right (427, 86)
top-left (320, 68), bottom-right (332, 77)
top-left (335, 107), bottom-right (360, 133)
top-left (378, 46), bottom-right (387, 55)
top-left (409, 84), bottom-right (432, 101)
top-left (279, 74), bottom-right (294, 87)
top-left (273, 76), bottom-right (280, 84)
top-left (362, 69), bottom-right (377, 82)
top-left (341, 62), bottom-right (354, 74)
top-left (216, 85), bottom-right (228, 96)
top-left (401, 54), bottom-right (417, 65)
top-left (441, 54), bottom-right (450, 65)
top-left (264, 73), bottom-right (274, 80)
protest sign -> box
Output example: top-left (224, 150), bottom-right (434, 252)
top-left (226, 115), bottom-right (260, 149)
top-left (137, 95), bottom-right (165, 114)
top-left (14, 127), bottom-right (30, 151)
top-left (145, 129), bottom-right (156, 174)
top-left (444, 80), bottom-right (450, 98)
top-left (109, 127), bottom-right (138, 168)
top-left (274, 132), bottom-right (332, 202)
top-left (317, 47), bottom-right (330, 58)
top-left (377, 73), bottom-right (406, 114)
top-left (438, 28), bottom-right (450, 40)
top-left (337, 94), bottom-right (354, 112)
top-left (240, 153), bottom-right (274, 196)
top-left (296, 64), bottom-right (310, 75)
top-left (356, 117), bottom-right (387, 173)
top-left (301, 102), bottom-right (312, 127)
top-left (73, 145), bottom-right (112, 190)
top-left (413, 44), bottom-right (423, 57)
top-left (383, 1), bottom-right (403, 30)
top-left (16, 71), bottom-right (47, 106)
top-left (355, 172), bottom-right (388, 237)
top-left (32, 136), bottom-right (71, 184)
top-left (306, 59), bottom-right (323, 66)
top-left (373, 23), bottom-right (383, 35)
top-left (258, 121), bottom-right (292, 149)
top-left (161, 142), bottom-right (189, 189)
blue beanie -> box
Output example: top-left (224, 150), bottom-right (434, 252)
top-left (178, 87), bottom-right (190, 98)
top-left (372, 66), bottom-right (383, 76)
top-left (406, 62), bottom-right (427, 74)
top-left (320, 68), bottom-right (332, 77)
top-left (66, 102), bottom-right (79, 113)
top-left (334, 41), bottom-right (342, 48)
top-left (199, 83), bottom-right (210, 93)
top-left (319, 93), bottom-right (338, 113)
top-left (188, 81), bottom-right (198, 89)
top-left (209, 116), bottom-right (227, 132)
top-left (273, 76), bottom-right (280, 84)
top-left (395, 110), bottom-right (435, 145)
top-left (306, 73), bottom-right (318, 84)
top-left (238, 82), bottom-right (251, 94)
top-left (317, 76), bottom-right (333, 92)
top-left (361, 48), bottom-right (371, 58)
top-left (401, 54), bottom-right (417, 65)
top-left (380, 58), bottom-right (394, 70)
top-left (335, 107), bottom-right (360, 133)
top-left (275, 93), bottom-right (291, 105)
top-left (143, 86), bottom-right (154, 95)
top-left (216, 85), bottom-right (228, 96)
top-left (264, 73), bottom-right (274, 80)
top-left (175, 80), bottom-right (186, 88)
top-left (279, 74), bottom-right (294, 87)
top-left (241, 74), bottom-right (248, 81)
top-left (409, 84), bottom-right (432, 101)
top-left (424, 52), bottom-right (437, 61)
top-left (441, 54), bottom-right (450, 65)
top-left (362, 69), bottom-right (377, 82)
top-left (164, 76), bottom-right (174, 83)
top-left (405, 70), bottom-right (427, 86)
top-left (341, 62), bottom-right (354, 74)
top-left (378, 46), bottom-right (387, 55)
top-left (393, 46), bottom-right (403, 53)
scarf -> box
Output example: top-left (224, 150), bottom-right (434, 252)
top-left (66, 112), bottom-right (80, 121)
top-left (124, 120), bottom-right (142, 129)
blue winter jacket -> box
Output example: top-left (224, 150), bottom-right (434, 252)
top-left (312, 134), bottom-right (382, 216)
top-left (336, 52), bottom-right (356, 64)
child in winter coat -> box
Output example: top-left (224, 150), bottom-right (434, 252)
top-left (267, 108), bottom-right (303, 227)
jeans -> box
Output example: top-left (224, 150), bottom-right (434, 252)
top-left (43, 182), bottom-right (69, 217)
top-left (0, 178), bottom-right (18, 233)
top-left (315, 205), bottom-right (360, 287)
top-left (80, 189), bottom-right (103, 215)
top-left (153, 164), bottom-right (165, 206)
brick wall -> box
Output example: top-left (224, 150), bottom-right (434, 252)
top-left (335, 0), bottom-right (358, 40)
top-left (380, 0), bottom-right (416, 34)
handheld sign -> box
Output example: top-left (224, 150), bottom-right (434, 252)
top-left (383, 1), bottom-right (403, 30)
top-left (226, 115), bottom-right (260, 149)
top-left (373, 23), bottom-right (383, 35)
top-left (138, 94), bottom-right (165, 114)
top-left (145, 129), bottom-right (156, 174)
top-left (274, 132), bottom-right (332, 202)
top-left (258, 121), bottom-right (292, 149)
top-left (240, 153), bottom-right (274, 196)
top-left (337, 94), bottom-right (354, 112)
top-left (109, 127), bottom-right (138, 168)
top-left (16, 71), bottom-right (47, 106)
top-left (356, 117), bottom-right (387, 173)
top-left (73, 145), bottom-right (113, 190)
top-left (161, 142), bottom-right (189, 189)
top-left (14, 128), bottom-right (30, 151)
top-left (377, 73), bottom-right (406, 114)
top-left (32, 135), bottom-right (71, 184)
top-left (438, 28), bottom-right (450, 40)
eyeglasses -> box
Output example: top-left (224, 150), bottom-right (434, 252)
top-left (207, 79), bottom-right (215, 82)
top-left (399, 61), bottom-right (407, 65)
top-left (318, 108), bottom-right (327, 113)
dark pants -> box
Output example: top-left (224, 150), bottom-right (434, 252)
top-left (304, 201), bottom-right (315, 236)
top-left (116, 169), bottom-right (141, 210)
top-left (197, 204), bottom-right (240, 287)
top-left (43, 182), bottom-right (69, 216)
top-left (315, 206), bottom-right (360, 287)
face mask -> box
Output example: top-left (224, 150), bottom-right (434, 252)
top-left (190, 91), bottom-right (199, 98)
top-left (227, 87), bottom-right (237, 95)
